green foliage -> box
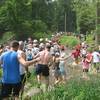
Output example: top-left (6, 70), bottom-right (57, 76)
top-left (59, 35), bottom-right (80, 48)
top-left (33, 32), bottom-right (51, 40)
top-left (0, 0), bottom-right (56, 39)
top-left (32, 77), bottom-right (100, 100)
top-left (0, 69), bottom-right (2, 78)
top-left (0, 3), bottom-right (8, 33)
top-left (56, 0), bottom-right (76, 32)
top-left (0, 0), bottom-right (97, 40)
top-left (73, 0), bottom-right (96, 34)
top-left (0, 32), bottom-right (15, 44)
top-left (86, 34), bottom-right (95, 46)
top-left (33, 20), bottom-right (47, 32)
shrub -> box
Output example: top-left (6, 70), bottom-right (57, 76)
top-left (86, 34), bottom-right (94, 45)
top-left (59, 36), bottom-right (80, 48)
top-left (33, 32), bottom-right (52, 40)
top-left (0, 32), bottom-right (15, 44)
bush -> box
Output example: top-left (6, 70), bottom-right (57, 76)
top-left (33, 32), bottom-right (52, 40)
top-left (86, 34), bottom-right (94, 45)
top-left (59, 36), bottom-right (80, 48)
top-left (0, 32), bottom-right (15, 44)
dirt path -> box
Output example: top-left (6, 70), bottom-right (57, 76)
top-left (23, 48), bottom-right (83, 99)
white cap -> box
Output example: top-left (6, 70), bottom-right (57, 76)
top-left (55, 52), bottom-right (60, 56)
top-left (39, 43), bottom-right (44, 47)
top-left (45, 38), bottom-right (48, 42)
top-left (33, 39), bottom-right (38, 43)
top-left (39, 38), bottom-right (43, 42)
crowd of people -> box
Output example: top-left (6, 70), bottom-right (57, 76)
top-left (0, 35), bottom-right (100, 100)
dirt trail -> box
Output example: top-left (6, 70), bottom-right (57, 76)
top-left (23, 49), bottom-right (83, 99)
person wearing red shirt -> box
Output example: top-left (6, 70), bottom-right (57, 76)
top-left (71, 48), bottom-right (81, 64)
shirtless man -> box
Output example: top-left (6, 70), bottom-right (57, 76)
top-left (34, 43), bottom-right (52, 91)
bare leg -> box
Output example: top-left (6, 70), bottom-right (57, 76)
top-left (14, 96), bottom-right (19, 100)
top-left (37, 75), bottom-right (41, 84)
top-left (40, 76), bottom-right (49, 92)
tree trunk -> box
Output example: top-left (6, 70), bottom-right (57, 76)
top-left (65, 12), bottom-right (67, 32)
top-left (96, 0), bottom-right (100, 45)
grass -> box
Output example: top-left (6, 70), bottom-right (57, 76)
top-left (32, 75), bottom-right (100, 100)
top-left (0, 68), bottom-right (2, 78)
top-left (25, 69), bottom-right (39, 87)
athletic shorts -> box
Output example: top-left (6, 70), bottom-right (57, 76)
top-left (83, 69), bottom-right (88, 72)
top-left (35, 64), bottom-right (42, 75)
top-left (82, 54), bottom-right (86, 58)
top-left (0, 83), bottom-right (21, 99)
top-left (54, 69), bottom-right (61, 77)
top-left (42, 65), bottom-right (49, 76)
top-left (36, 64), bottom-right (49, 76)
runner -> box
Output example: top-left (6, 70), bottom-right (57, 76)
top-left (71, 48), bottom-right (81, 65)
top-left (17, 41), bottom-right (29, 99)
top-left (53, 52), bottom-right (61, 85)
top-left (59, 45), bottom-right (67, 83)
top-left (81, 47), bottom-right (87, 58)
top-left (32, 43), bottom-right (39, 56)
top-left (92, 47), bottom-right (100, 73)
top-left (26, 43), bottom-right (33, 61)
top-left (82, 55), bottom-right (90, 80)
top-left (34, 43), bottom-right (52, 92)
top-left (0, 40), bottom-right (38, 100)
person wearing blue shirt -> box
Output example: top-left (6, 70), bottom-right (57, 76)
top-left (0, 40), bottom-right (37, 100)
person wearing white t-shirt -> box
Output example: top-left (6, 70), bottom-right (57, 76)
top-left (81, 47), bottom-right (87, 57)
top-left (18, 41), bottom-right (29, 99)
top-left (32, 43), bottom-right (39, 56)
top-left (92, 49), bottom-right (100, 73)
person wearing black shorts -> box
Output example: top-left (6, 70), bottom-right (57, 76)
top-left (0, 41), bottom-right (38, 100)
top-left (36, 64), bottom-right (49, 76)
top-left (34, 43), bottom-right (52, 91)
top-left (0, 83), bottom-right (21, 99)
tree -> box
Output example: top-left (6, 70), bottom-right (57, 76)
top-left (0, 0), bottom-right (33, 40)
top-left (73, 0), bottom-right (96, 34)
top-left (55, 0), bottom-right (76, 32)
top-left (0, 0), bottom-right (97, 40)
